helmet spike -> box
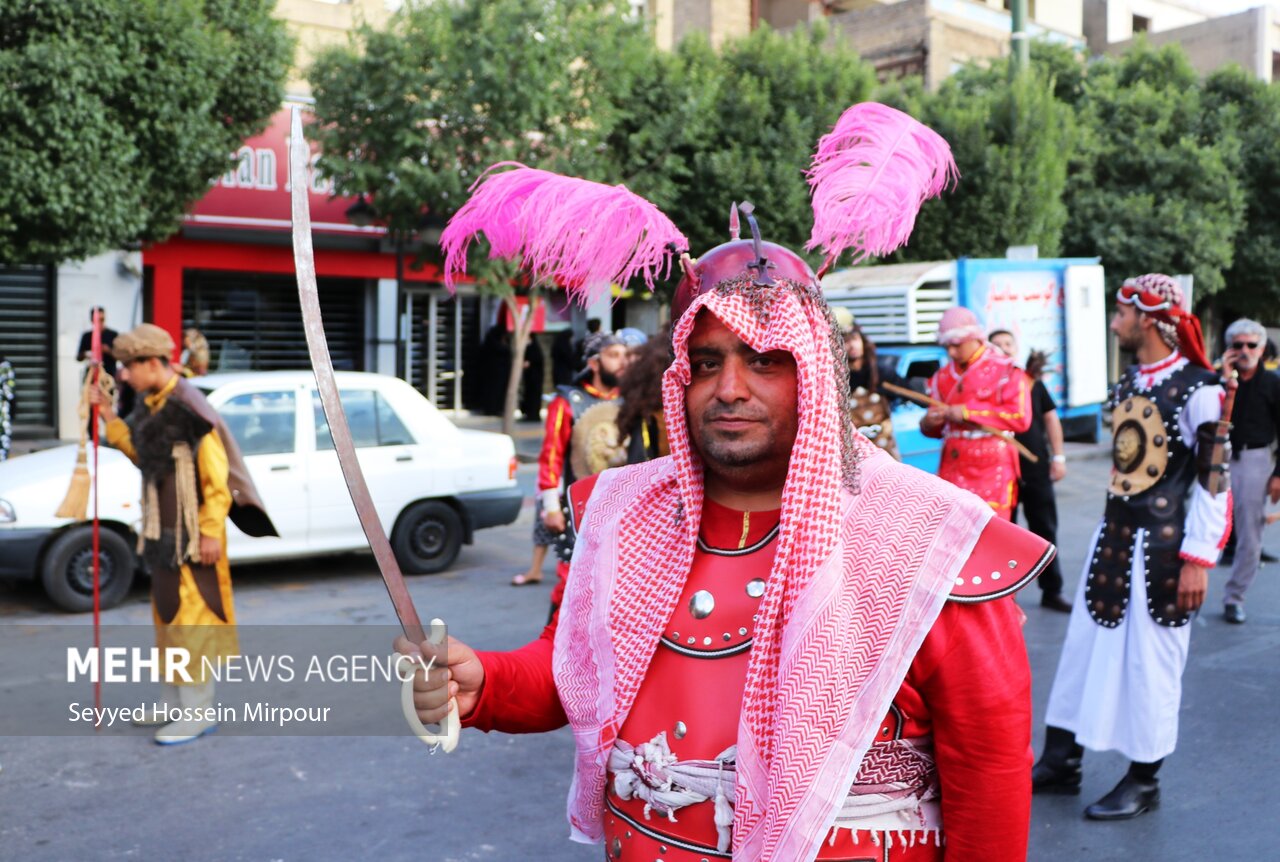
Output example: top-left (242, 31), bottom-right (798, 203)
top-left (738, 202), bottom-right (776, 286)
top-left (728, 202), bottom-right (740, 240)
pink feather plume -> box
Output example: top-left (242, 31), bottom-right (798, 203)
top-left (806, 102), bottom-right (958, 271)
top-left (440, 162), bottom-right (688, 304)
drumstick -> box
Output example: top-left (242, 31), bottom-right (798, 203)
top-left (880, 381), bottom-right (1040, 463)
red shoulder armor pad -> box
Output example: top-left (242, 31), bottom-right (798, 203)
top-left (566, 474), bottom-right (602, 535)
top-left (949, 516), bottom-right (1055, 603)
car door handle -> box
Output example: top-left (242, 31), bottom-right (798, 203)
top-left (270, 464), bottom-right (291, 472)
top-left (395, 454), bottom-right (413, 462)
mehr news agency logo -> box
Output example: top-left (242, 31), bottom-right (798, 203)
top-left (65, 646), bottom-right (434, 729)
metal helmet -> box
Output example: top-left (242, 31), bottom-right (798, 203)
top-left (671, 202), bottom-right (818, 321)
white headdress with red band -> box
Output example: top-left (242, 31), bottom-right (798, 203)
top-left (1117, 273), bottom-right (1211, 370)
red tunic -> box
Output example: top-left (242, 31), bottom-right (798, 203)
top-left (462, 496), bottom-right (1034, 861)
top-left (536, 382), bottom-right (616, 493)
top-left (924, 345), bottom-right (1032, 521)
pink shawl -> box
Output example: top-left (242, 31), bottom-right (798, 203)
top-left (552, 285), bottom-right (992, 860)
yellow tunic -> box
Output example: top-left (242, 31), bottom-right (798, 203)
top-left (106, 374), bottom-right (237, 683)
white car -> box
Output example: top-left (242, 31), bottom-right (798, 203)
top-left (0, 371), bottom-right (522, 612)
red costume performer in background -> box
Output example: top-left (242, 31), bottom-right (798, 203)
top-left (924, 308), bottom-right (1032, 521)
top-left (537, 381), bottom-right (617, 497)
top-left (535, 332), bottom-right (626, 601)
top-left (413, 103), bottom-right (1053, 862)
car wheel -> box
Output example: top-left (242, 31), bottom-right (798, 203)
top-left (40, 526), bottom-right (137, 613)
top-left (391, 501), bottom-right (463, 575)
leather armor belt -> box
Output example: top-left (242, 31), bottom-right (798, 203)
top-left (608, 732), bottom-right (940, 855)
top-left (944, 429), bottom-right (999, 440)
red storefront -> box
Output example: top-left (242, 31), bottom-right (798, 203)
top-left (142, 108), bottom-right (484, 411)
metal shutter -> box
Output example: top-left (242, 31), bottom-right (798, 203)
top-left (183, 271), bottom-right (366, 372)
top-left (0, 265), bottom-right (56, 434)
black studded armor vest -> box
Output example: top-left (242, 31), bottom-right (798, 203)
top-left (1086, 361), bottom-right (1217, 628)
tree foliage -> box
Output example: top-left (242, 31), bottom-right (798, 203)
top-left (668, 25), bottom-right (875, 260)
top-left (1060, 42), bottom-right (1245, 298)
top-left (311, 0), bottom-right (655, 432)
top-left (886, 59), bottom-right (1074, 261)
top-left (310, 0), bottom-right (650, 235)
top-left (312, 11), bottom-right (874, 263)
top-left (1202, 65), bottom-right (1280, 315)
top-left (0, 0), bottom-right (291, 264)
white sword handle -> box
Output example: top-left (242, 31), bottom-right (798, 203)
top-left (401, 618), bottom-right (460, 752)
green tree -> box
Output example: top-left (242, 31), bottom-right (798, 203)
top-left (1061, 42), bottom-right (1245, 298)
top-left (886, 58), bottom-right (1074, 261)
top-left (674, 25), bottom-right (876, 262)
top-left (0, 0), bottom-right (291, 263)
top-left (1202, 65), bottom-right (1280, 319)
top-left (310, 0), bottom-right (653, 434)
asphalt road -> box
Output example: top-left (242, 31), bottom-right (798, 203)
top-left (1, 457), bottom-right (1276, 861)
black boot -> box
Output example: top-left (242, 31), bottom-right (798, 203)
top-left (1032, 726), bottom-right (1084, 795)
top-left (1084, 761), bottom-right (1162, 820)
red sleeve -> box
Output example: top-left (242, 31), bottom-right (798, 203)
top-left (460, 615), bottom-right (568, 734)
top-left (908, 597), bottom-right (1032, 861)
top-left (964, 367), bottom-right (1033, 434)
top-left (921, 370), bottom-right (946, 440)
top-left (537, 396), bottom-right (574, 492)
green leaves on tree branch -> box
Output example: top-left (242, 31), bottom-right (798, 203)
top-left (0, 0), bottom-right (291, 264)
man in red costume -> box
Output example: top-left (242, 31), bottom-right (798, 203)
top-left (517, 331), bottom-right (630, 588)
top-left (921, 307), bottom-right (1032, 520)
top-left (400, 227), bottom-right (1051, 861)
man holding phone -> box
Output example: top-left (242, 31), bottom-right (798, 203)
top-left (1220, 318), bottom-right (1280, 624)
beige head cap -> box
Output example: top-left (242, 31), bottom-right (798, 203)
top-left (113, 324), bottom-right (175, 363)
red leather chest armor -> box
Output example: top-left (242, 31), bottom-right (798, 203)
top-left (606, 503), bottom-right (776, 859)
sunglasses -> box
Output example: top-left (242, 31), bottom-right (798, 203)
top-left (1232, 341), bottom-right (1260, 350)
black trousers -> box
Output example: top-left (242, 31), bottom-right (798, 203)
top-left (1015, 471), bottom-right (1064, 596)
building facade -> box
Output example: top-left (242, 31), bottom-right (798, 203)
top-left (1086, 1), bottom-right (1280, 82)
top-left (645, 0), bottom-right (1085, 87)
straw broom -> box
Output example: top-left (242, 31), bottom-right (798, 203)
top-left (55, 371), bottom-right (114, 519)
top-left (54, 376), bottom-right (94, 520)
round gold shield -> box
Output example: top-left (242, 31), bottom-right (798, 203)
top-left (570, 401), bottom-right (629, 479)
top-left (1108, 395), bottom-right (1170, 496)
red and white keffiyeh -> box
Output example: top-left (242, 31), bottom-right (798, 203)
top-left (552, 280), bottom-right (993, 860)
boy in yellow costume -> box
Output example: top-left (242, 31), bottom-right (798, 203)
top-left (93, 324), bottom-right (276, 744)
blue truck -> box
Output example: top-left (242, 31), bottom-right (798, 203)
top-left (824, 256), bottom-right (1109, 474)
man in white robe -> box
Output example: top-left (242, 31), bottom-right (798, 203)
top-left (1032, 273), bottom-right (1230, 820)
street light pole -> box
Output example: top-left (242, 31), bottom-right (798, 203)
top-left (1011, 0), bottom-right (1029, 77)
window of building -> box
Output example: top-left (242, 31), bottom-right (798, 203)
top-left (1132, 14), bottom-right (1151, 33)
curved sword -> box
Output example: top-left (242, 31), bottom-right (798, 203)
top-left (288, 108), bottom-right (457, 750)
top-left (288, 108), bottom-right (425, 645)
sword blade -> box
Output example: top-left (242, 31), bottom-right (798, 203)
top-left (288, 107), bottom-right (426, 645)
